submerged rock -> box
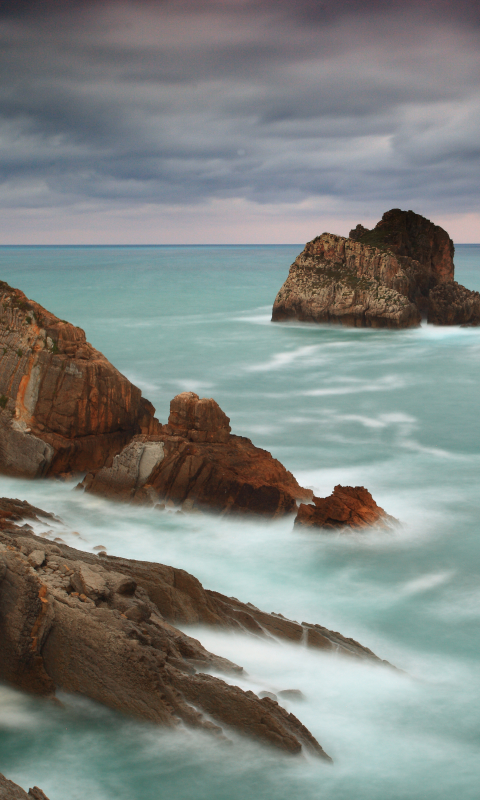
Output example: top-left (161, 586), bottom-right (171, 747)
top-left (294, 485), bottom-right (397, 531)
top-left (272, 208), bottom-right (474, 328)
top-left (0, 773), bottom-right (49, 800)
top-left (0, 498), bottom-right (395, 758)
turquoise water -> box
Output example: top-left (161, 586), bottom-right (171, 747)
top-left (0, 245), bottom-right (479, 799)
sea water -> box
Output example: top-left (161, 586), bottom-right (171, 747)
top-left (0, 244), bottom-right (479, 799)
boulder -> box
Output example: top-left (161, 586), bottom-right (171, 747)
top-left (294, 485), bottom-right (398, 531)
top-left (0, 280), bottom-right (161, 478)
top-left (272, 209), bottom-right (472, 328)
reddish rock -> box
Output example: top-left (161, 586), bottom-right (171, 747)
top-left (0, 281), bottom-right (161, 477)
top-left (81, 393), bottom-right (312, 517)
top-left (166, 391), bottom-right (231, 443)
top-left (294, 485), bottom-right (397, 531)
top-left (272, 209), bottom-right (464, 328)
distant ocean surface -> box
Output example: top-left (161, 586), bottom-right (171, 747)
top-left (0, 244), bottom-right (479, 800)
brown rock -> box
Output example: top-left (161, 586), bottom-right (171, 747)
top-left (272, 208), bottom-right (460, 328)
top-left (80, 393), bottom-right (311, 517)
top-left (355, 208), bottom-right (454, 284)
top-left (0, 280), bottom-right (161, 478)
top-left (294, 485), bottom-right (398, 531)
top-left (428, 281), bottom-right (480, 325)
top-left (166, 391), bottom-right (231, 443)
top-left (0, 773), bottom-right (50, 800)
top-left (0, 497), bottom-right (395, 758)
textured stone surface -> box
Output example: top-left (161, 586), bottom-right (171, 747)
top-left (0, 773), bottom-right (50, 800)
top-left (0, 498), bottom-right (394, 758)
top-left (0, 280), bottom-right (160, 477)
top-left (294, 485), bottom-right (398, 531)
top-left (272, 209), bottom-right (462, 328)
top-left (428, 281), bottom-right (480, 325)
top-left (81, 393), bottom-right (312, 517)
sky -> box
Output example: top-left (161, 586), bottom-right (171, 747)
top-left (0, 0), bottom-right (479, 244)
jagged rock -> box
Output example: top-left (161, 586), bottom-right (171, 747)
top-left (80, 393), bottom-right (312, 517)
top-left (428, 281), bottom-right (480, 325)
top-left (0, 280), bottom-right (161, 478)
top-left (353, 208), bottom-right (454, 284)
top-left (294, 485), bottom-right (397, 531)
top-left (0, 498), bottom-right (395, 758)
top-left (0, 773), bottom-right (50, 800)
top-left (272, 209), bottom-right (465, 328)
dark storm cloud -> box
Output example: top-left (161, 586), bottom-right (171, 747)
top-left (0, 0), bottom-right (479, 216)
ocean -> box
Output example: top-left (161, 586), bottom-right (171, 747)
top-left (0, 244), bottom-right (479, 799)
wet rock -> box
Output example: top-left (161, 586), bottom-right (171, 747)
top-left (278, 689), bottom-right (305, 701)
top-left (0, 497), bottom-right (395, 757)
top-left (80, 393), bottom-right (312, 518)
top-left (294, 485), bottom-right (398, 531)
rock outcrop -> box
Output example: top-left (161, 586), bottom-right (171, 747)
top-left (80, 391), bottom-right (312, 517)
top-left (0, 498), bottom-right (394, 758)
top-left (427, 281), bottom-right (480, 326)
top-left (294, 485), bottom-right (397, 531)
top-left (0, 284), bottom-right (396, 523)
top-left (0, 773), bottom-right (49, 800)
top-left (0, 280), bottom-right (160, 478)
top-left (272, 209), bottom-right (473, 328)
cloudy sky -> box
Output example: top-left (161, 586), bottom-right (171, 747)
top-left (1, 0), bottom-right (479, 243)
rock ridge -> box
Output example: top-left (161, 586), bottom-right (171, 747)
top-left (0, 498), bottom-right (395, 759)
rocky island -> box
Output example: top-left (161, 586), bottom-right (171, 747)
top-left (272, 208), bottom-right (480, 327)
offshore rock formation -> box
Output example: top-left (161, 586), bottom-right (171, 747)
top-left (80, 391), bottom-right (312, 517)
top-left (295, 486), bottom-right (397, 531)
top-left (272, 209), bottom-right (476, 328)
top-left (0, 280), bottom-right (160, 478)
top-left (0, 774), bottom-right (49, 800)
top-left (0, 499), bottom-right (392, 759)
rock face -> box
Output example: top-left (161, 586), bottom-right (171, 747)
top-left (272, 209), bottom-right (469, 328)
top-left (0, 500), bottom-right (399, 759)
top-left (81, 392), bottom-right (312, 517)
top-left (0, 773), bottom-right (49, 800)
top-left (427, 281), bottom-right (480, 326)
top-left (294, 485), bottom-right (397, 531)
top-left (0, 280), bottom-right (160, 478)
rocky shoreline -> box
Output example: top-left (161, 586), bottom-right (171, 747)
top-left (0, 270), bottom-right (398, 769)
top-left (0, 497), bottom-right (395, 761)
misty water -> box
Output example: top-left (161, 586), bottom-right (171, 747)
top-left (0, 244), bottom-right (479, 799)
